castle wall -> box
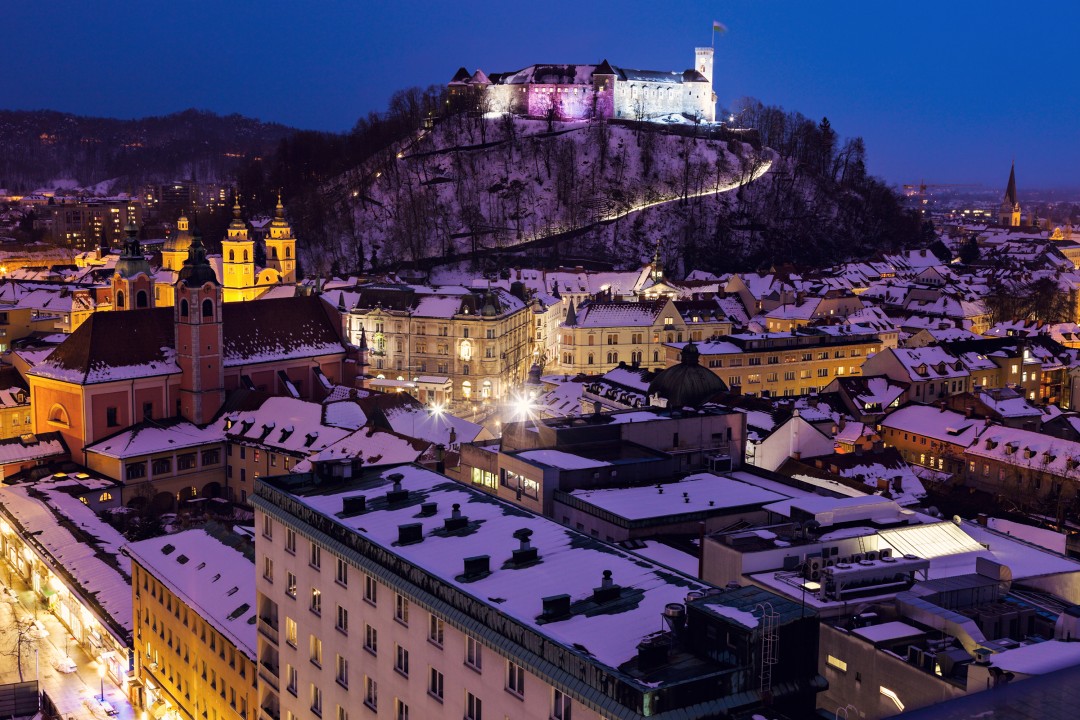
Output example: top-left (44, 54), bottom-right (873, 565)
top-left (612, 80), bottom-right (713, 121)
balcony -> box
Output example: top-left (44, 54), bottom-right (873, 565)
top-left (259, 706), bottom-right (280, 720)
top-left (259, 664), bottom-right (280, 691)
top-left (258, 617), bottom-right (279, 645)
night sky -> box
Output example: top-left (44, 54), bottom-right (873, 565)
top-left (4, 1), bottom-right (1078, 188)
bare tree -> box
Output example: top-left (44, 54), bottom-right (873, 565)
top-left (0, 615), bottom-right (38, 682)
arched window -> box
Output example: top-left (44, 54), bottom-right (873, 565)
top-left (180, 299), bottom-right (189, 317)
top-left (136, 290), bottom-right (148, 308)
top-left (99, 492), bottom-right (113, 502)
top-left (229, 250), bottom-right (235, 262)
top-left (48, 404), bottom-right (70, 426)
top-left (270, 247), bottom-right (277, 259)
top-left (115, 290), bottom-right (125, 309)
top-left (286, 247), bottom-right (292, 258)
top-left (243, 250), bottom-right (249, 262)
top-left (587, 354), bottom-right (594, 365)
top-left (202, 299), bottom-right (213, 317)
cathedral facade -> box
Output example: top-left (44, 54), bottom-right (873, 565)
top-left (156, 196), bottom-right (297, 306)
top-left (449, 48), bottom-right (716, 123)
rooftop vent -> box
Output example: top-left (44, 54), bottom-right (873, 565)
top-left (592, 570), bottom-right (621, 604)
top-left (509, 528), bottom-right (538, 567)
top-left (444, 503), bottom-right (469, 532)
top-left (636, 634), bottom-right (670, 672)
top-left (386, 473), bottom-right (409, 504)
top-left (460, 555), bottom-right (490, 581)
top-left (541, 594), bottom-right (571, 620)
top-left (419, 502), bottom-right (438, 517)
top-left (662, 603), bottom-right (686, 635)
top-left (397, 523), bottom-right (424, 546)
top-left (342, 495), bottom-right (366, 515)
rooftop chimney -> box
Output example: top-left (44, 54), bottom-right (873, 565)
top-left (341, 495), bottom-right (367, 515)
top-left (541, 594), bottom-right (571, 621)
top-left (592, 570), bottom-right (621, 603)
top-left (510, 528), bottom-right (538, 567)
top-left (444, 503), bottom-right (469, 532)
top-left (386, 473), bottom-right (409, 504)
top-left (460, 555), bottom-right (490, 581)
top-left (396, 523), bottom-right (423, 545)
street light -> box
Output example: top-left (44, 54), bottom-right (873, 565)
top-left (98, 663), bottom-right (105, 702)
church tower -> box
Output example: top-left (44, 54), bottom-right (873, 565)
top-left (221, 197), bottom-right (256, 301)
top-left (264, 194), bottom-right (297, 284)
top-left (999, 162), bottom-right (1022, 227)
top-left (174, 227), bottom-right (224, 425)
top-left (162, 213), bottom-right (193, 272)
top-left (111, 218), bottom-right (154, 310)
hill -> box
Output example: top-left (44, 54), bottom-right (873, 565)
top-left (0, 109), bottom-right (297, 193)
top-left (295, 110), bottom-right (926, 276)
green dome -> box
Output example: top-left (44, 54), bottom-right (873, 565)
top-left (647, 342), bottom-right (727, 408)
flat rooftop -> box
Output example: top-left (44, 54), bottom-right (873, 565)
top-left (567, 472), bottom-right (790, 521)
top-left (256, 465), bottom-right (744, 694)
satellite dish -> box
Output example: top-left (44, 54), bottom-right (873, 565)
top-left (952, 515), bottom-right (963, 525)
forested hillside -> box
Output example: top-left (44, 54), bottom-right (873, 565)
top-left (0, 109), bottom-right (295, 192)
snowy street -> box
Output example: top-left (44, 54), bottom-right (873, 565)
top-left (0, 572), bottom-right (136, 719)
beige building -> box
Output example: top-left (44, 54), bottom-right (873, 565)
top-left (557, 297), bottom-right (689, 375)
top-left (127, 527), bottom-right (258, 720)
top-left (0, 386), bottom-right (31, 439)
top-left (343, 284), bottom-right (533, 405)
top-left (252, 463), bottom-right (820, 720)
top-left (672, 326), bottom-right (890, 398)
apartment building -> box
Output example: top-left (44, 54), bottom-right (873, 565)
top-left (556, 297), bottom-right (690, 375)
top-left (343, 284), bottom-right (533, 405)
top-left (669, 326), bottom-right (889, 398)
top-left (252, 464), bottom-right (822, 720)
top-left (127, 528), bottom-right (258, 720)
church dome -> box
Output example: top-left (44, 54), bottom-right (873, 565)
top-left (165, 214), bottom-right (193, 253)
top-left (647, 342), bottom-right (727, 409)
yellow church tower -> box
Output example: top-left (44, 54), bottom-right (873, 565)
top-left (162, 213), bottom-right (193, 272)
top-left (264, 194), bottom-right (297, 284)
top-left (221, 197), bottom-right (257, 301)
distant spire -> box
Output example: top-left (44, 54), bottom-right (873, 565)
top-left (1004, 161), bottom-right (1018, 206)
top-left (564, 299), bottom-right (578, 326)
top-left (276, 191), bottom-right (285, 218)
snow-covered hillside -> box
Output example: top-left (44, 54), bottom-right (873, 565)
top-left (324, 115), bottom-right (773, 269)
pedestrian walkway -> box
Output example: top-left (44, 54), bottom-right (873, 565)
top-left (0, 574), bottom-right (136, 719)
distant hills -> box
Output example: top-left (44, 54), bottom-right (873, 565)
top-left (0, 109), bottom-right (297, 193)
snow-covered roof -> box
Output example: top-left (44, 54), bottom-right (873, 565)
top-left (880, 405), bottom-right (983, 446)
top-left (516, 449), bottom-right (611, 470)
top-left (567, 472), bottom-right (790, 520)
top-left (86, 421), bottom-right (224, 459)
top-left (260, 464), bottom-right (720, 682)
top-left (125, 528), bottom-right (257, 660)
top-left (0, 475), bottom-right (131, 641)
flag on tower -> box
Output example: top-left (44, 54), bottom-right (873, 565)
top-left (712, 21), bottom-right (728, 33)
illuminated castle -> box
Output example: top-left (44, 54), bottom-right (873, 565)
top-left (449, 48), bottom-right (716, 123)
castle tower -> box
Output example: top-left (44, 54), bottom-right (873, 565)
top-left (221, 196), bottom-right (256, 301)
top-left (111, 218), bottom-right (155, 310)
top-left (174, 228), bottom-right (224, 425)
top-left (264, 194), bottom-right (297, 284)
top-left (695, 47), bottom-right (714, 86)
top-left (694, 47), bottom-right (716, 122)
top-left (999, 162), bottom-right (1022, 227)
top-left (162, 213), bottom-right (193, 272)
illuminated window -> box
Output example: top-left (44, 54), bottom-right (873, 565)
top-left (826, 655), bottom-right (847, 672)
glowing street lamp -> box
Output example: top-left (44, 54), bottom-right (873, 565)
top-left (98, 663), bottom-right (105, 701)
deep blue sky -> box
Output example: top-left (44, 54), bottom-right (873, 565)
top-left (4, 1), bottom-right (1078, 188)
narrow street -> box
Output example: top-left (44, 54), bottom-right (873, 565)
top-left (0, 572), bottom-right (137, 719)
